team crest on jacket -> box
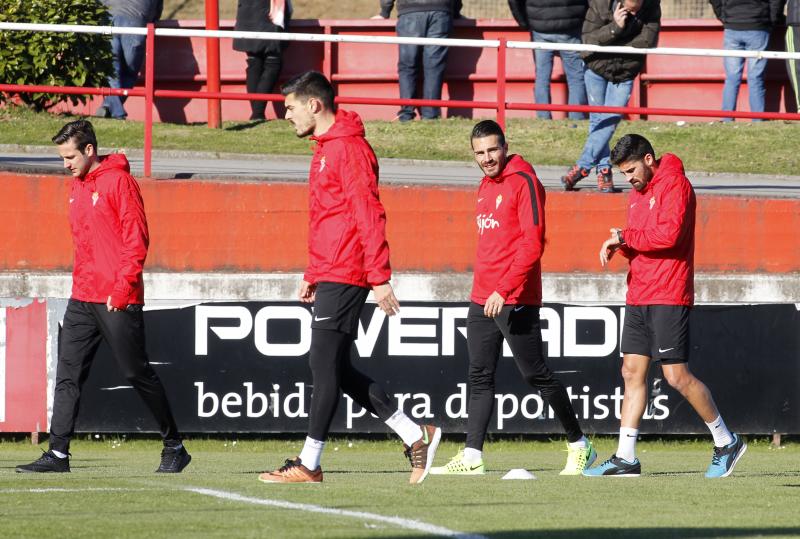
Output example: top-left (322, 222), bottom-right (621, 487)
top-left (649, 196), bottom-right (655, 210)
top-left (495, 194), bottom-right (503, 209)
top-left (319, 156), bottom-right (326, 172)
top-left (92, 192), bottom-right (99, 206)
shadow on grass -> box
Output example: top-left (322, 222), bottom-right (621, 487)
top-left (379, 528), bottom-right (800, 539)
top-left (225, 120), bottom-right (269, 132)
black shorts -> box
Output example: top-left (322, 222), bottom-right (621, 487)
top-left (310, 282), bottom-right (370, 336)
top-left (620, 305), bottom-right (690, 363)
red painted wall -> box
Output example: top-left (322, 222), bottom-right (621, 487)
top-left (57, 19), bottom-right (797, 124)
top-left (1, 172), bottom-right (798, 274)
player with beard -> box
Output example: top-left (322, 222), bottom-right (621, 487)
top-left (584, 134), bottom-right (746, 478)
top-left (258, 71), bottom-right (441, 484)
top-left (430, 120), bottom-right (596, 477)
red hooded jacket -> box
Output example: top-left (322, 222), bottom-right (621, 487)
top-left (69, 153), bottom-right (148, 308)
top-left (471, 154), bottom-right (546, 306)
top-left (620, 153), bottom-right (695, 306)
top-left (304, 110), bottom-right (391, 288)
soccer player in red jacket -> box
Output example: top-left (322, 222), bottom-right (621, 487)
top-left (16, 120), bottom-right (190, 474)
top-left (430, 120), bottom-right (596, 477)
top-left (259, 71), bottom-right (440, 484)
top-left (584, 134), bottom-right (746, 478)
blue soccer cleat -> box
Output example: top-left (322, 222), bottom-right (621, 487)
top-left (582, 454), bottom-right (641, 477)
top-left (705, 433), bottom-right (747, 478)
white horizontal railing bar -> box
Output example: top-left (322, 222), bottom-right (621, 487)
top-left (1, 21), bottom-right (799, 60)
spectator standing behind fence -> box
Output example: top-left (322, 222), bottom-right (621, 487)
top-left (233, 0), bottom-right (292, 121)
top-left (508, 0), bottom-right (589, 120)
top-left (560, 0), bottom-right (660, 193)
top-left (372, 0), bottom-right (462, 121)
top-left (785, 0), bottom-right (799, 110)
top-left (96, 0), bottom-right (163, 120)
top-left (709, 0), bottom-right (786, 121)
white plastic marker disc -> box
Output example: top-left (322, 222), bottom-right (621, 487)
top-left (502, 468), bottom-right (536, 480)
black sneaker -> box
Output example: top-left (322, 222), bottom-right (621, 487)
top-left (16, 450), bottom-right (70, 473)
top-left (156, 445), bottom-right (192, 473)
top-left (561, 165), bottom-right (590, 191)
top-left (597, 167), bottom-right (615, 193)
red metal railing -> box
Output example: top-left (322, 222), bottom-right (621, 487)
top-left (2, 22), bottom-right (800, 177)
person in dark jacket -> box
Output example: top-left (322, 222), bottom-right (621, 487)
top-left (96, 0), bottom-right (163, 120)
top-left (709, 0), bottom-right (786, 120)
top-left (785, 0), bottom-right (799, 109)
top-left (233, 0), bottom-right (292, 121)
top-left (584, 134), bottom-right (746, 478)
top-left (373, 0), bottom-right (462, 121)
top-left (259, 72), bottom-right (441, 485)
top-left (508, 0), bottom-right (589, 120)
top-left (16, 120), bottom-right (190, 474)
top-left (561, 0), bottom-right (660, 193)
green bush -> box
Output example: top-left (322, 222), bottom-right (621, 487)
top-left (0, 0), bottom-right (114, 110)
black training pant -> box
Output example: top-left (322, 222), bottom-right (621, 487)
top-left (306, 283), bottom-right (396, 441)
top-left (245, 52), bottom-right (282, 119)
top-left (465, 302), bottom-right (583, 449)
top-left (49, 299), bottom-right (182, 453)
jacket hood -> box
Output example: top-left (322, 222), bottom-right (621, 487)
top-left (314, 109), bottom-right (366, 143)
top-left (85, 153), bottom-right (131, 181)
top-left (485, 154), bottom-right (534, 182)
top-left (650, 153), bottom-right (685, 188)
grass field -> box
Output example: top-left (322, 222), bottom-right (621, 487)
top-left (2, 107), bottom-right (798, 175)
top-left (1, 437), bottom-right (798, 538)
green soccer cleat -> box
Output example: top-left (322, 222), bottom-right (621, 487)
top-left (429, 449), bottom-right (485, 475)
top-left (559, 439), bottom-right (597, 475)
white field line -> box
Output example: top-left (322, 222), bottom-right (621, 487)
top-left (184, 486), bottom-right (488, 539)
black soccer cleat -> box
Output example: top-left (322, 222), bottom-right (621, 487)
top-left (155, 444), bottom-right (192, 473)
top-left (16, 450), bottom-right (71, 473)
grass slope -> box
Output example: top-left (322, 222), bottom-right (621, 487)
top-left (0, 437), bottom-right (798, 538)
top-left (1, 107), bottom-right (797, 175)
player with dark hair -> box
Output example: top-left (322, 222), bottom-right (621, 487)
top-left (17, 120), bottom-right (190, 474)
top-left (430, 120), bottom-right (596, 477)
top-left (584, 134), bottom-right (746, 478)
top-left (259, 71), bottom-right (441, 484)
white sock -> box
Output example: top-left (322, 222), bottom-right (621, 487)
top-left (298, 437), bottom-right (325, 470)
top-left (706, 415), bottom-right (734, 447)
top-left (568, 436), bottom-right (589, 449)
top-left (385, 410), bottom-right (422, 446)
top-left (616, 427), bottom-right (639, 462)
top-left (463, 447), bottom-right (483, 465)
top-left (51, 449), bottom-right (68, 459)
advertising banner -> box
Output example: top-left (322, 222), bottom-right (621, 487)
top-left (73, 302), bottom-right (800, 435)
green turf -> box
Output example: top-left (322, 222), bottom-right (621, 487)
top-left (0, 437), bottom-right (797, 538)
top-left (1, 106), bottom-right (798, 175)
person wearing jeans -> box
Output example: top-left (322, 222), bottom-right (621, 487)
top-left (375, 1), bottom-right (462, 121)
top-left (710, 0), bottom-right (786, 121)
top-left (508, 0), bottom-right (589, 120)
top-left (576, 70), bottom-right (634, 174)
top-left (96, 1), bottom-right (163, 120)
top-left (560, 0), bottom-right (660, 193)
top-left (788, 0), bottom-right (800, 110)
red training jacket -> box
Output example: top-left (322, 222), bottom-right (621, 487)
top-left (621, 153), bottom-right (696, 306)
top-left (471, 154), bottom-right (546, 306)
top-left (304, 109), bottom-right (392, 288)
top-left (69, 153), bottom-right (148, 308)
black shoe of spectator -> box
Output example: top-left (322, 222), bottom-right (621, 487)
top-left (16, 450), bottom-right (70, 473)
top-left (156, 444), bottom-right (192, 473)
top-left (94, 106), bottom-right (110, 119)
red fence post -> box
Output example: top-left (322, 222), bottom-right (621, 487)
top-left (205, 0), bottom-right (222, 129)
top-left (496, 37), bottom-right (507, 130)
top-left (144, 23), bottom-right (155, 178)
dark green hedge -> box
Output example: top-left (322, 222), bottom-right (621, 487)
top-left (0, 0), bottom-right (114, 110)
